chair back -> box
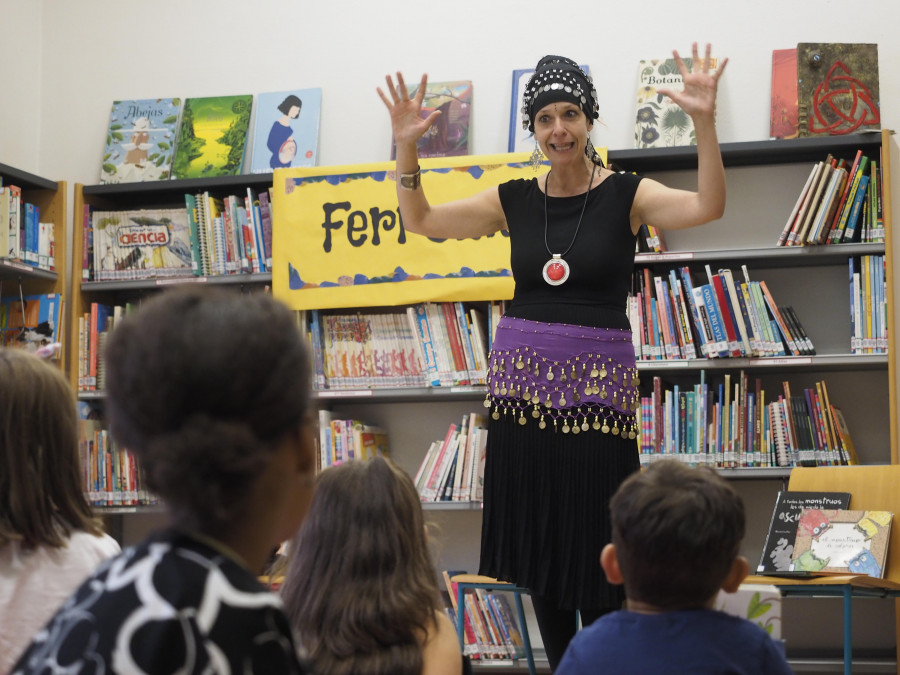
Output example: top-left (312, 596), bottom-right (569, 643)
top-left (788, 465), bottom-right (900, 584)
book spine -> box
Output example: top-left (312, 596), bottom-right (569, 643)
top-left (759, 280), bottom-right (800, 356)
top-left (697, 284), bottom-right (729, 357)
top-left (408, 306), bottom-right (440, 386)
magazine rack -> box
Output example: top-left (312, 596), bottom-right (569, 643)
top-left (746, 465), bottom-right (900, 675)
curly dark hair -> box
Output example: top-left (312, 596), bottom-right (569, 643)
top-left (103, 286), bottom-right (311, 538)
top-left (280, 457), bottom-right (443, 675)
top-left (610, 460), bottom-right (745, 610)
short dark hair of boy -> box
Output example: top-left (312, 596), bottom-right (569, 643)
top-left (610, 460), bottom-right (745, 610)
top-left (103, 286), bottom-right (311, 539)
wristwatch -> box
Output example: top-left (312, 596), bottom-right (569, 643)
top-left (399, 168), bottom-right (421, 191)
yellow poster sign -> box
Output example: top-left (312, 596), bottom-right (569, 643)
top-left (272, 152), bottom-right (535, 310)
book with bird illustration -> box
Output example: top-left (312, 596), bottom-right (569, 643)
top-left (634, 56), bottom-right (718, 149)
top-left (100, 98), bottom-right (182, 184)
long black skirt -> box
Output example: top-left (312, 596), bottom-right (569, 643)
top-left (478, 415), bottom-right (641, 611)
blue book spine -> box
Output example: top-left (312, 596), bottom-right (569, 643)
top-left (842, 174), bottom-right (870, 243)
top-left (413, 305), bottom-right (441, 386)
top-left (699, 284), bottom-right (729, 357)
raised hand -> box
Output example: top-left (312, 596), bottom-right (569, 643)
top-left (377, 72), bottom-right (442, 149)
top-left (657, 42), bottom-right (728, 120)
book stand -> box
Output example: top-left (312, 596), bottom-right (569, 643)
top-left (746, 465), bottom-right (900, 675)
top-left (450, 573), bottom-right (536, 675)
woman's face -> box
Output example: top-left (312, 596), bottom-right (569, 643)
top-left (288, 105), bottom-right (301, 118)
top-left (533, 101), bottom-right (591, 166)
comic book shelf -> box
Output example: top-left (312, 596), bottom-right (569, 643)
top-left (69, 173), bottom-right (275, 525)
top-left (0, 163), bottom-right (67, 362)
top-left (303, 130), bottom-right (896, 577)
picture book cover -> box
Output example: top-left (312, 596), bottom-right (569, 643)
top-left (391, 80), bottom-right (472, 159)
top-left (797, 43), bottom-right (880, 137)
top-left (634, 56), bottom-right (719, 148)
top-left (0, 292), bottom-right (64, 356)
top-left (757, 490), bottom-right (851, 574)
top-left (172, 94), bottom-right (253, 179)
top-left (791, 508), bottom-right (892, 578)
top-left (92, 208), bottom-right (194, 281)
top-left (100, 98), bottom-right (182, 184)
top-left (770, 49), bottom-right (799, 140)
top-left (249, 88), bottom-right (322, 174)
top-left (508, 65), bottom-right (591, 153)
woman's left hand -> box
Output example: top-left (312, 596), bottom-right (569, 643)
top-left (658, 42), bottom-right (727, 120)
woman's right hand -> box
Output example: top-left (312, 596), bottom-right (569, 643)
top-left (377, 72), bottom-right (442, 149)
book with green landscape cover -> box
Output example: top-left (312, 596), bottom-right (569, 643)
top-left (172, 94), bottom-right (253, 179)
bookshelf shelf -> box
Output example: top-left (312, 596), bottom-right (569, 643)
top-left (0, 162), bottom-right (58, 191)
top-left (610, 131), bottom-right (886, 172)
top-left (80, 272), bottom-right (272, 293)
top-left (70, 177), bottom-right (275, 528)
top-left (0, 163), bottom-right (67, 366)
top-left (636, 242), bottom-right (885, 269)
top-left (81, 172), bottom-right (273, 206)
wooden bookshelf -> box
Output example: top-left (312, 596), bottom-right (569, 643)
top-left (0, 163), bottom-right (67, 368)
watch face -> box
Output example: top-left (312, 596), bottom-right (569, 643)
top-left (400, 172), bottom-right (420, 189)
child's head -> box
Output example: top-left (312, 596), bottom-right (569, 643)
top-left (103, 286), bottom-right (314, 541)
top-left (281, 456), bottom-right (440, 675)
top-left (0, 349), bottom-right (102, 549)
top-left (603, 460), bottom-right (747, 610)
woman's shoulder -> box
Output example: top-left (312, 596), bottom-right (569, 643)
top-left (421, 609), bottom-right (465, 675)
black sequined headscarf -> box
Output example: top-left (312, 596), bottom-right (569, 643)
top-left (521, 55), bottom-right (600, 133)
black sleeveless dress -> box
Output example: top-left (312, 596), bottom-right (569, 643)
top-left (478, 171), bottom-right (644, 611)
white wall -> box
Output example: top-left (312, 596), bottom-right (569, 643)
top-left (24, 0), bottom-right (900, 178)
top-left (0, 1), bottom-right (42, 173)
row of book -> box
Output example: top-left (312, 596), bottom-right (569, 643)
top-left (441, 571), bottom-right (528, 662)
top-left (81, 186), bottom-right (273, 282)
top-left (629, 264), bottom-right (813, 362)
top-left (0, 292), bottom-right (64, 358)
top-left (778, 148), bottom-right (884, 246)
top-left (850, 255), bottom-right (887, 354)
top-left (638, 373), bottom-right (859, 469)
top-left (414, 413), bottom-right (488, 503)
top-left (79, 404), bottom-right (155, 506)
top-left (76, 302), bottom-right (135, 392)
top-left (316, 411), bottom-right (390, 471)
top-left (0, 183), bottom-right (56, 271)
top-left (305, 301), bottom-right (506, 391)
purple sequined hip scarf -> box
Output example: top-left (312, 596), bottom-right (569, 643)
top-left (484, 315), bottom-right (640, 437)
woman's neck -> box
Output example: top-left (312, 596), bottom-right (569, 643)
top-left (546, 161), bottom-right (596, 197)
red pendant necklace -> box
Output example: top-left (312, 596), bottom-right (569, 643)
top-left (542, 162), bottom-right (597, 286)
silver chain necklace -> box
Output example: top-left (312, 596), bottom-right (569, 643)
top-left (542, 162), bottom-right (597, 286)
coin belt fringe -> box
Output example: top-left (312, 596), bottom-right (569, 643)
top-left (485, 316), bottom-right (639, 438)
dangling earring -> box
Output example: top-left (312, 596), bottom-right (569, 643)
top-left (585, 137), bottom-right (604, 168)
top-left (530, 140), bottom-right (545, 171)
